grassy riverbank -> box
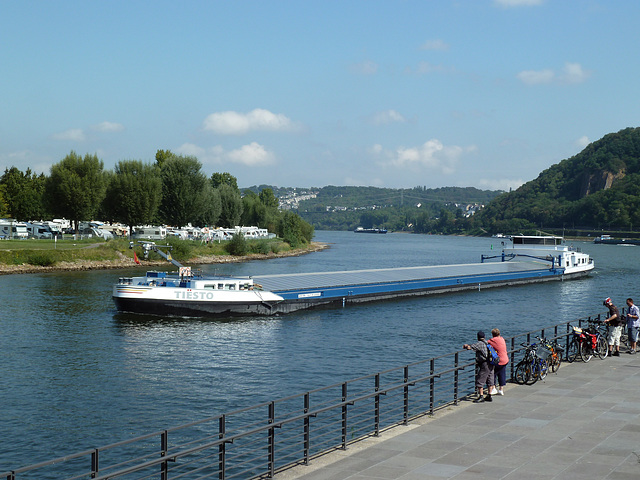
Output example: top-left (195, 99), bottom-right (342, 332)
top-left (0, 237), bottom-right (328, 275)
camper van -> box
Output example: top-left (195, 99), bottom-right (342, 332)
top-left (133, 226), bottom-right (167, 240)
top-left (0, 220), bottom-right (29, 239)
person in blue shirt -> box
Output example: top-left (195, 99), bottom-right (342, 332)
top-left (625, 298), bottom-right (640, 354)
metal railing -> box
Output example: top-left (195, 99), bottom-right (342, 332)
top-left (2, 314), bottom-right (606, 480)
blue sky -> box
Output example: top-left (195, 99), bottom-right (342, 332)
top-left (1, 0), bottom-right (638, 191)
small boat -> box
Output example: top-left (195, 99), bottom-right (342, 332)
top-left (113, 235), bottom-right (594, 317)
top-left (354, 227), bottom-right (387, 234)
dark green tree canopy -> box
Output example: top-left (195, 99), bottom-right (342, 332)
top-left (104, 160), bottom-right (162, 235)
top-left (45, 151), bottom-right (108, 231)
top-left (1, 167), bottom-right (46, 221)
top-left (211, 172), bottom-right (239, 191)
top-left (158, 154), bottom-right (218, 227)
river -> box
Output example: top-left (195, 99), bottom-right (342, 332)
top-left (1, 231), bottom-right (635, 470)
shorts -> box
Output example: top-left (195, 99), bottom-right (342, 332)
top-left (476, 361), bottom-right (494, 388)
top-left (608, 325), bottom-right (622, 346)
top-left (629, 326), bottom-right (640, 344)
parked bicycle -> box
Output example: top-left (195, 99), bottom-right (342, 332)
top-left (566, 320), bottom-right (608, 362)
top-left (514, 342), bottom-right (548, 385)
top-left (536, 336), bottom-right (563, 373)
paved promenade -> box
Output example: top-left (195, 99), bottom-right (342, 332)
top-left (275, 351), bottom-right (640, 480)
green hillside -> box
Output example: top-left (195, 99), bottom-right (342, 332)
top-left (477, 127), bottom-right (640, 234)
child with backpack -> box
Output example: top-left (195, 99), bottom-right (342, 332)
top-left (463, 330), bottom-right (496, 403)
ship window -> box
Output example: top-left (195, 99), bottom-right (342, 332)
top-left (204, 284), bottom-right (216, 289)
top-left (218, 283), bottom-right (224, 289)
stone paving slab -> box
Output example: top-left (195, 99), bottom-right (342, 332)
top-left (274, 352), bottom-right (640, 480)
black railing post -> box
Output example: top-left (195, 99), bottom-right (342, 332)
top-left (374, 374), bottom-right (380, 436)
top-left (341, 383), bottom-right (348, 449)
top-left (454, 352), bottom-right (459, 405)
top-left (429, 358), bottom-right (435, 414)
top-left (91, 449), bottom-right (99, 479)
top-left (403, 365), bottom-right (409, 425)
top-left (303, 393), bottom-right (310, 465)
top-left (510, 337), bottom-right (515, 379)
top-left (219, 415), bottom-right (226, 480)
top-left (268, 402), bottom-right (275, 477)
top-left (160, 430), bottom-right (168, 480)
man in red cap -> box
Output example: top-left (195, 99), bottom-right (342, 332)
top-left (604, 297), bottom-right (623, 356)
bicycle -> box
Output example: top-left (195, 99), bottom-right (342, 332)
top-left (536, 336), bottom-right (563, 373)
top-left (514, 342), bottom-right (548, 385)
top-left (567, 320), bottom-right (608, 362)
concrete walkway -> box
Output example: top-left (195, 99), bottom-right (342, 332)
top-left (275, 351), bottom-right (640, 480)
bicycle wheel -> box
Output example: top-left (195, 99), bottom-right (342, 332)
top-left (525, 359), bottom-right (538, 385)
top-left (514, 361), bottom-right (529, 385)
top-left (566, 339), bottom-right (579, 363)
top-left (621, 331), bottom-right (629, 350)
top-left (596, 335), bottom-right (608, 359)
top-left (537, 358), bottom-right (548, 380)
top-left (549, 350), bottom-right (562, 373)
top-left (579, 340), bottom-right (593, 362)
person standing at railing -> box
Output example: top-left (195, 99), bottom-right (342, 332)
top-left (488, 328), bottom-right (508, 396)
top-left (463, 330), bottom-right (494, 403)
top-left (625, 298), bottom-right (640, 354)
top-left (604, 297), bottom-right (623, 357)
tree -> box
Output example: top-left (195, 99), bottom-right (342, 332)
top-left (217, 183), bottom-right (243, 228)
top-left (211, 172), bottom-right (239, 191)
top-left (0, 167), bottom-right (46, 221)
top-left (45, 152), bottom-right (108, 232)
top-left (155, 149), bottom-right (173, 167)
top-left (103, 160), bottom-right (162, 236)
top-left (158, 154), bottom-right (218, 227)
top-left (258, 188), bottom-right (279, 209)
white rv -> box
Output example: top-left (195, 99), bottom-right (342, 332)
top-left (0, 220), bottom-right (29, 239)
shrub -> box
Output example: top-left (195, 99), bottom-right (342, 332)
top-left (249, 240), bottom-right (271, 255)
top-left (225, 233), bottom-right (248, 256)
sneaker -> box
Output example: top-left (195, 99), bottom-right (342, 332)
top-left (490, 387), bottom-right (498, 395)
top-left (485, 395), bottom-right (493, 402)
top-left (473, 397), bottom-right (485, 403)
top-left (498, 389), bottom-right (504, 396)
top-left (631, 350), bottom-right (637, 355)
top-left (613, 351), bottom-right (620, 357)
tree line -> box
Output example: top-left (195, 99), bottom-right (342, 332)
top-left (0, 150), bottom-right (313, 247)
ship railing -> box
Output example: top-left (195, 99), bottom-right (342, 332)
top-left (2, 316), bottom-right (602, 480)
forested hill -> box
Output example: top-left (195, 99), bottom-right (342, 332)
top-left (243, 185), bottom-right (502, 232)
top-left (477, 127), bottom-right (640, 233)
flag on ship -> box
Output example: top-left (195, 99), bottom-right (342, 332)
top-left (134, 251), bottom-right (141, 264)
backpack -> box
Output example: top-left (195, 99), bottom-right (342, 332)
top-left (486, 343), bottom-right (500, 366)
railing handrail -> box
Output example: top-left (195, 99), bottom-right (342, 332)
top-left (2, 313), bottom-right (609, 480)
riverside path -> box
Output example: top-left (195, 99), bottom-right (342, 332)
top-left (274, 351), bottom-right (640, 480)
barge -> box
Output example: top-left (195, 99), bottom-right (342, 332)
top-left (113, 235), bottom-right (594, 317)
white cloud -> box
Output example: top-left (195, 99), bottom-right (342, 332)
top-left (576, 135), bottom-right (590, 149)
top-left (227, 142), bottom-right (275, 166)
top-left (371, 110), bottom-right (406, 125)
top-left (517, 68), bottom-right (555, 85)
top-left (560, 62), bottom-right (590, 84)
top-left (350, 60), bottom-right (378, 75)
top-left (202, 108), bottom-right (294, 135)
top-left (52, 128), bottom-right (86, 141)
top-left (517, 62), bottom-right (590, 85)
top-left (176, 142), bottom-right (275, 167)
top-left (92, 121), bottom-right (125, 132)
top-left (494, 0), bottom-right (544, 7)
top-left (420, 39), bottom-right (449, 51)
top-left (372, 139), bottom-right (476, 175)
